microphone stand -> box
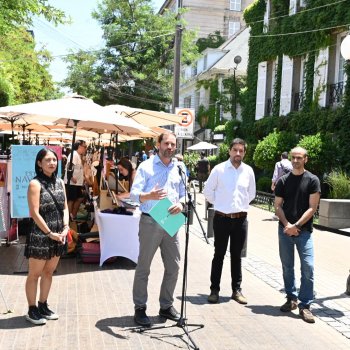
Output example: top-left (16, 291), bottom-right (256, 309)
top-left (138, 164), bottom-right (204, 350)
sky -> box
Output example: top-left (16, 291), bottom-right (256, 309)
top-left (32, 0), bottom-right (165, 85)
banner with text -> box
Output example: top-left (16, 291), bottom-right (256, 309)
top-left (11, 145), bottom-right (62, 218)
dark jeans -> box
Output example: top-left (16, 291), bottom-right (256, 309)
top-left (197, 172), bottom-right (208, 192)
top-left (210, 214), bottom-right (248, 292)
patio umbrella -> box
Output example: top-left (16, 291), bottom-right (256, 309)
top-left (104, 104), bottom-right (182, 127)
top-left (186, 141), bottom-right (218, 151)
top-left (0, 95), bottom-right (150, 185)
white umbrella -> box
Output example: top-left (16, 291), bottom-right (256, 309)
top-left (186, 141), bottom-right (218, 150)
top-left (0, 95), bottom-right (150, 185)
top-left (105, 104), bottom-right (182, 127)
top-left (0, 96), bottom-right (149, 135)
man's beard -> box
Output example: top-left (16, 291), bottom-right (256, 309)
top-left (160, 149), bottom-right (175, 159)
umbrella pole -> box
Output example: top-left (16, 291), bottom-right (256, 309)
top-left (114, 133), bottom-right (118, 195)
top-left (67, 120), bottom-right (78, 187)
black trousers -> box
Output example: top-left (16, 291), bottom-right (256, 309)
top-left (210, 214), bottom-right (247, 292)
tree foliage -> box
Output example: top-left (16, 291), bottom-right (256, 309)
top-left (196, 31), bottom-right (225, 53)
top-left (253, 130), bottom-right (297, 173)
top-left (0, 0), bottom-right (66, 35)
top-left (63, 0), bottom-right (198, 109)
top-left (0, 29), bottom-right (60, 104)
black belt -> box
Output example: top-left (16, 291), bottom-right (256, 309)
top-left (142, 212), bottom-right (151, 217)
top-left (215, 210), bottom-right (247, 219)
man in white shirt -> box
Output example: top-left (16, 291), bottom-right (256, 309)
top-left (64, 140), bottom-right (87, 220)
top-left (203, 138), bottom-right (256, 304)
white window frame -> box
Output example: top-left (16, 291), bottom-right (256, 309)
top-left (184, 96), bottom-right (192, 108)
top-left (230, 0), bottom-right (241, 11)
top-left (229, 21), bottom-right (240, 37)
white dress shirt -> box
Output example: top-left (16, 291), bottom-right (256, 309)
top-left (203, 159), bottom-right (256, 213)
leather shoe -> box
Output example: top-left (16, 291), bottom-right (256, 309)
top-left (231, 290), bottom-right (247, 304)
top-left (134, 307), bottom-right (151, 327)
top-left (159, 306), bottom-right (180, 321)
top-left (207, 290), bottom-right (219, 303)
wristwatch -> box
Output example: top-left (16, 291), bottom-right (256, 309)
top-left (295, 223), bottom-right (302, 230)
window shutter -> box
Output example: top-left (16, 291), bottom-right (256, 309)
top-left (313, 48), bottom-right (329, 107)
top-left (279, 55), bottom-right (294, 115)
top-left (255, 61), bottom-right (267, 120)
top-left (289, 0), bottom-right (297, 15)
top-left (263, 0), bottom-right (270, 33)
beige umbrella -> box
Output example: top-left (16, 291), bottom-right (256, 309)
top-left (104, 104), bottom-right (182, 127)
top-left (0, 96), bottom-right (150, 136)
top-left (0, 95), bottom-right (150, 185)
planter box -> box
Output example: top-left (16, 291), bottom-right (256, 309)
top-left (319, 199), bottom-right (350, 229)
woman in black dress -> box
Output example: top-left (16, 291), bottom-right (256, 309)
top-left (25, 148), bottom-right (69, 325)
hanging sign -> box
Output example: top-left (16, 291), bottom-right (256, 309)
top-left (174, 108), bottom-right (195, 139)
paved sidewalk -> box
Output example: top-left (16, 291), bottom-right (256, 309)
top-left (0, 193), bottom-right (349, 349)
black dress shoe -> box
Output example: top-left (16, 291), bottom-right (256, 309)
top-left (159, 306), bottom-right (180, 321)
top-left (134, 307), bottom-right (151, 327)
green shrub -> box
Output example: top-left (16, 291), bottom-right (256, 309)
top-left (297, 133), bottom-right (337, 177)
top-left (324, 170), bottom-right (350, 199)
top-left (253, 130), bottom-right (297, 173)
top-left (183, 152), bottom-right (199, 180)
top-left (256, 176), bottom-right (271, 193)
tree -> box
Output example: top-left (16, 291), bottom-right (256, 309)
top-left (0, 1), bottom-right (67, 105)
top-left (0, 0), bottom-right (66, 35)
top-left (0, 28), bottom-right (60, 105)
top-left (63, 0), bottom-right (198, 109)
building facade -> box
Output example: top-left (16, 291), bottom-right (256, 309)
top-left (255, 0), bottom-right (347, 120)
top-left (159, 0), bottom-right (253, 39)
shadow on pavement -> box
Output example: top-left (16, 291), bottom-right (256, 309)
top-left (246, 304), bottom-right (300, 319)
top-left (0, 315), bottom-right (37, 330)
top-left (179, 293), bottom-right (231, 304)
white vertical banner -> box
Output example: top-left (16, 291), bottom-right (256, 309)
top-left (174, 108), bottom-right (195, 139)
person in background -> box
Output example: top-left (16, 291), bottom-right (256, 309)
top-left (196, 151), bottom-right (210, 193)
top-left (141, 150), bottom-right (147, 161)
top-left (204, 138), bottom-right (256, 305)
top-left (130, 131), bottom-right (186, 327)
top-left (271, 152), bottom-right (293, 220)
top-left (25, 148), bottom-right (69, 325)
top-left (64, 140), bottom-right (87, 221)
top-left (116, 158), bottom-right (136, 199)
top-left (274, 147), bottom-right (320, 324)
top-left (148, 149), bottom-right (155, 159)
top-left (271, 152), bottom-right (293, 192)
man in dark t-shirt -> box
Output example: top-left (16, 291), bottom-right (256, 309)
top-left (274, 146), bottom-right (320, 324)
top-left (196, 151), bottom-right (210, 193)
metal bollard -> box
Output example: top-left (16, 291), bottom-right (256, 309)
top-left (207, 207), bottom-right (215, 238)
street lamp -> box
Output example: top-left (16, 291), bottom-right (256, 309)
top-left (341, 34), bottom-right (350, 61)
top-left (232, 55), bottom-right (242, 119)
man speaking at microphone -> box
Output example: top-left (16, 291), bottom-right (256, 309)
top-left (130, 132), bottom-right (186, 327)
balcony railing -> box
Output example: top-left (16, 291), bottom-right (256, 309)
top-left (293, 91), bottom-right (304, 111)
top-left (328, 81), bottom-right (344, 106)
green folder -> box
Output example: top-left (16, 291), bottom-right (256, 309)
top-left (149, 198), bottom-right (186, 237)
